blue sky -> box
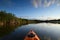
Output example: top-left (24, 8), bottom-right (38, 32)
top-left (0, 0), bottom-right (60, 20)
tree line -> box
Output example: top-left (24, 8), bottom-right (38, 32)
top-left (0, 11), bottom-right (41, 26)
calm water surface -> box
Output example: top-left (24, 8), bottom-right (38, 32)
top-left (0, 23), bottom-right (60, 40)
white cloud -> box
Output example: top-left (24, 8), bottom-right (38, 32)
top-left (44, 0), bottom-right (52, 7)
top-left (51, 0), bottom-right (56, 4)
top-left (33, 0), bottom-right (40, 8)
top-left (57, 3), bottom-right (60, 6)
top-left (33, 0), bottom-right (38, 8)
top-left (57, 0), bottom-right (60, 6)
top-left (32, 0), bottom-right (60, 8)
top-left (32, 0), bottom-right (42, 8)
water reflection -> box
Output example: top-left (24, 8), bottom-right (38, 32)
top-left (0, 23), bottom-right (60, 40)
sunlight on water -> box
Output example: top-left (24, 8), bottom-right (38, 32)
top-left (28, 23), bottom-right (60, 38)
top-left (1, 23), bottom-right (60, 40)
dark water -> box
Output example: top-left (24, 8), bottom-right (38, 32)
top-left (0, 23), bottom-right (60, 40)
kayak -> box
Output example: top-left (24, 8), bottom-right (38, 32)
top-left (24, 30), bottom-right (40, 40)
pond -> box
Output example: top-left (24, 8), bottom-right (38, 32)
top-left (0, 23), bottom-right (60, 40)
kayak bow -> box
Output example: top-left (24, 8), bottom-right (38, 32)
top-left (24, 30), bottom-right (40, 40)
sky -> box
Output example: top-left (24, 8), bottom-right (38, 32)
top-left (0, 0), bottom-right (60, 20)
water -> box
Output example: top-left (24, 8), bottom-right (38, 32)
top-left (0, 23), bottom-right (60, 40)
